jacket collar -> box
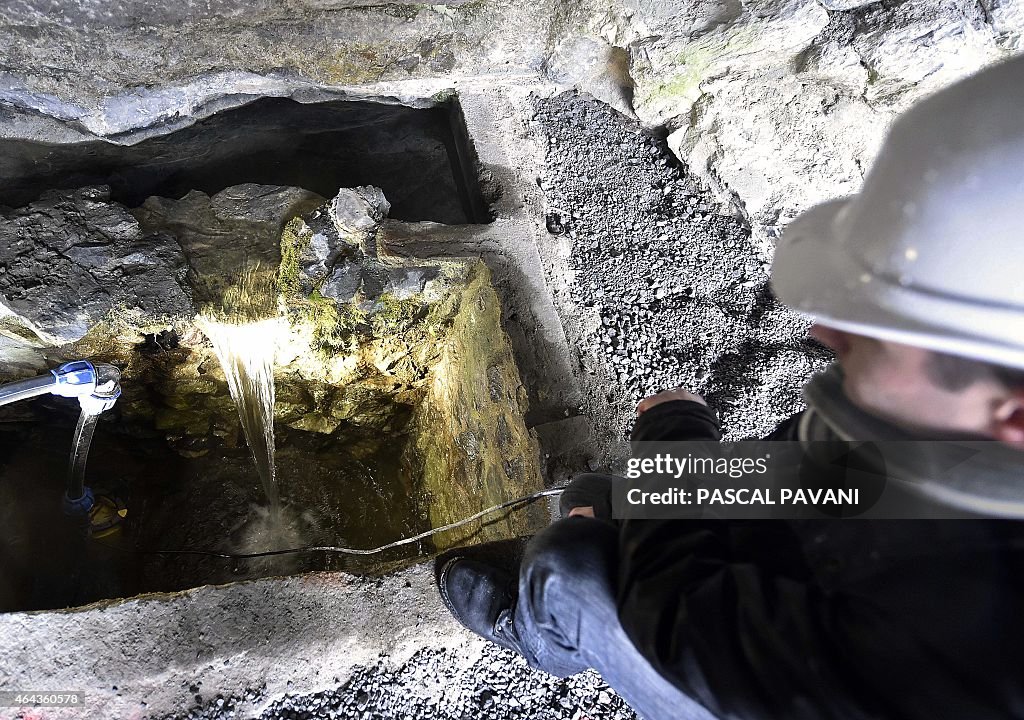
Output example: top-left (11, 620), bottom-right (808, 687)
top-left (801, 364), bottom-right (1024, 518)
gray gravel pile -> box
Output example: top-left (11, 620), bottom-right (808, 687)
top-left (532, 91), bottom-right (831, 444)
top-left (160, 644), bottom-right (637, 720)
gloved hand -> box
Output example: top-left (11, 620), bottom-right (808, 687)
top-left (559, 473), bottom-right (614, 521)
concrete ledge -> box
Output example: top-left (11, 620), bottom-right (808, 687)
top-left (0, 564), bottom-right (470, 718)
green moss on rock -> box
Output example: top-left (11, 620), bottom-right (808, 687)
top-left (299, 290), bottom-right (351, 352)
top-left (408, 261), bottom-right (545, 549)
top-left (278, 216), bottom-right (310, 296)
top-left (56, 242), bottom-right (543, 562)
top-left (370, 292), bottom-right (420, 336)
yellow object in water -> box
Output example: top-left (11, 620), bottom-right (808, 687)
top-left (90, 494), bottom-right (127, 539)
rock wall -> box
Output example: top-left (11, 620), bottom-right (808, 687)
top-left (572, 0), bottom-right (1022, 239)
top-left (0, 186), bottom-right (192, 345)
top-left (410, 262), bottom-right (547, 548)
top-left (2, 1), bottom-right (1020, 245)
top-left (0, 2), bottom-right (555, 138)
top-left (0, 182), bottom-right (545, 564)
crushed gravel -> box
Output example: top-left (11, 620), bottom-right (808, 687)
top-left (160, 644), bottom-right (637, 720)
top-left (531, 90), bottom-right (831, 452)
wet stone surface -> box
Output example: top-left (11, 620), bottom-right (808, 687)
top-left (0, 186), bottom-right (192, 344)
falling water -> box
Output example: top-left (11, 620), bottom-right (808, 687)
top-left (198, 316), bottom-right (283, 518)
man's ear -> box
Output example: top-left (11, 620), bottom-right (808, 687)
top-left (992, 391), bottom-right (1024, 447)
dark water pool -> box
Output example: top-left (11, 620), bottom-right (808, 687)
top-left (0, 403), bottom-right (428, 613)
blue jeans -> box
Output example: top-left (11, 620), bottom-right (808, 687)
top-left (513, 517), bottom-right (717, 720)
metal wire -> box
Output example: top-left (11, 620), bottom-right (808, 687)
top-left (94, 487), bottom-right (564, 559)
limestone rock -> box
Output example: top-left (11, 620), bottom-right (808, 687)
top-left (330, 186), bottom-right (392, 244)
top-left (0, 2), bottom-right (552, 121)
top-left (545, 35), bottom-right (636, 117)
top-left (329, 383), bottom-right (412, 431)
top-left (321, 261), bottom-right (364, 303)
top-left (133, 183), bottom-right (324, 300)
top-left (281, 212), bottom-right (362, 300)
top-left (210, 184), bottom-right (325, 228)
top-left (281, 186), bottom-right (392, 302)
top-left (670, 70), bottom-right (880, 228)
top-left (985, 0), bottom-right (1024, 52)
top-left (591, 0), bottom-right (1015, 237)
top-left (388, 267), bottom-right (439, 300)
top-left (815, 0), bottom-right (877, 10)
top-left (0, 186), bottom-right (192, 344)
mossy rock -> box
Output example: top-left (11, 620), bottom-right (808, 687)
top-left (278, 216), bottom-right (312, 296)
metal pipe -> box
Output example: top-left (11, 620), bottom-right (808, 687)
top-left (0, 374), bottom-right (56, 406)
top-left (0, 361), bottom-right (102, 408)
top-left (0, 360), bottom-right (121, 518)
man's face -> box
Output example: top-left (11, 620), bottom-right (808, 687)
top-left (808, 324), bottom-right (1002, 436)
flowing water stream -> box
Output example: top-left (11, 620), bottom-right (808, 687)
top-left (198, 317), bottom-right (283, 520)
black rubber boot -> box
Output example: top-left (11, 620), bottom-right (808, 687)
top-left (437, 557), bottom-right (524, 655)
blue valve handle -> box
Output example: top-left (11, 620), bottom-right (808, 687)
top-left (50, 361), bottom-right (97, 398)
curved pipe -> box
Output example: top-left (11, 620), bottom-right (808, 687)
top-left (0, 361), bottom-right (121, 516)
top-left (0, 374), bottom-right (57, 406)
top-left (0, 361), bottom-right (113, 409)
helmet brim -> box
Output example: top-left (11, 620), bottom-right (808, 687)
top-left (771, 199), bottom-right (1024, 370)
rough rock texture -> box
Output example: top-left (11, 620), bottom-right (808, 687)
top-left (331, 185), bottom-right (392, 239)
top-left (1, 0), bottom-right (1017, 243)
top-left (244, 645), bottom-right (638, 720)
top-left (2, 3), bottom-right (1022, 717)
top-left (52, 184), bottom-right (546, 550)
top-left (0, 186), bottom-right (192, 345)
top-left (544, 35), bottom-right (636, 118)
top-left (278, 186), bottom-right (392, 303)
top-left (281, 210), bottom-right (363, 301)
top-left (581, 0), bottom-right (1023, 237)
top-left (0, 0), bottom-right (1019, 249)
top-left (0, 563), bottom-right (634, 720)
top-left (0, 2), bottom-right (555, 134)
top-left (411, 262), bottom-right (547, 548)
top-left (0, 565), bottom-right (491, 719)
top-left (132, 184), bottom-right (325, 303)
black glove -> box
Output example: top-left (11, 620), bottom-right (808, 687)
top-left (558, 473), bottom-right (614, 520)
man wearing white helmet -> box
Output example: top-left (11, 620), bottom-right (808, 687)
top-left (438, 54), bottom-right (1024, 718)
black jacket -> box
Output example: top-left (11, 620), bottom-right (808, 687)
top-left (620, 400), bottom-right (1024, 719)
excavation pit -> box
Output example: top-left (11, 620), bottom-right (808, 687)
top-left (0, 414), bottom-right (421, 612)
top-left (0, 95), bottom-right (542, 613)
top-left (0, 254), bottom-right (546, 614)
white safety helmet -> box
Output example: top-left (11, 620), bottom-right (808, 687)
top-left (771, 53), bottom-right (1024, 370)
